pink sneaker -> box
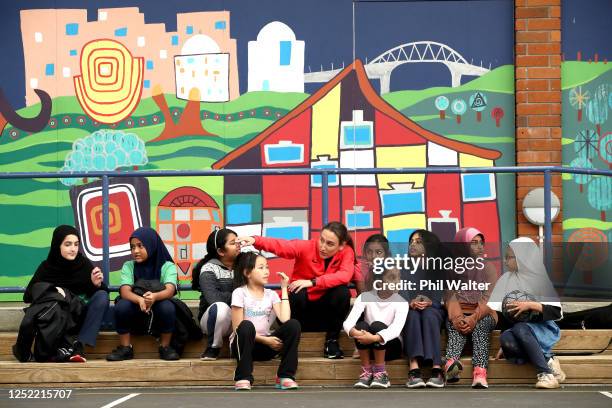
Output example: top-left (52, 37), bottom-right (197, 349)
top-left (235, 380), bottom-right (251, 391)
top-left (472, 366), bottom-right (488, 389)
top-left (277, 377), bottom-right (299, 390)
top-left (444, 358), bottom-right (462, 383)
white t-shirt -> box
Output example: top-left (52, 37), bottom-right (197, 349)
top-left (231, 286), bottom-right (280, 336)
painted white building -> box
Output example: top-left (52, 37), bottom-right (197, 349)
top-left (175, 34), bottom-right (229, 102)
top-left (248, 21), bottom-right (304, 92)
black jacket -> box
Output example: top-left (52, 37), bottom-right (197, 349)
top-left (13, 282), bottom-right (83, 362)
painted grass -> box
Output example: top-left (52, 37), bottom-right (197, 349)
top-left (563, 218), bottom-right (612, 231)
top-left (561, 62), bottom-right (612, 90)
top-left (0, 128), bottom-right (90, 154)
top-left (409, 114), bottom-right (441, 122)
top-left (562, 138), bottom-right (575, 146)
top-left (384, 65), bottom-right (514, 111)
top-left (0, 189), bottom-right (71, 206)
top-left (0, 228), bottom-right (56, 248)
top-left (444, 134), bottom-right (515, 144)
top-left (202, 118), bottom-right (274, 138)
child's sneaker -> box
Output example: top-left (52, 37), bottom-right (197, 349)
top-left (370, 371), bottom-right (391, 389)
top-left (354, 367), bottom-right (373, 389)
top-left (200, 346), bottom-right (221, 361)
top-left (547, 357), bottom-right (566, 383)
top-left (405, 369), bottom-right (426, 388)
top-left (276, 377), bottom-right (298, 390)
top-left (106, 345), bottom-right (134, 361)
top-left (235, 380), bottom-right (251, 391)
top-left (444, 358), bottom-right (462, 383)
top-left (535, 372), bottom-right (560, 389)
top-left (323, 339), bottom-right (344, 359)
top-left (425, 369), bottom-right (445, 388)
top-left (471, 366), bottom-right (488, 389)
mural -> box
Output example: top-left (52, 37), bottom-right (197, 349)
top-left (561, 0), bottom-right (612, 292)
top-left (0, 0), bottom-right (515, 297)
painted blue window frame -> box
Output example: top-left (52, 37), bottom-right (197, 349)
top-left (279, 41), bottom-right (292, 66)
top-left (461, 173), bottom-right (496, 201)
top-left (381, 190), bottom-right (425, 216)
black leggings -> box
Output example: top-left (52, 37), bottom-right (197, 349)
top-left (289, 285), bottom-right (350, 341)
top-left (354, 321), bottom-right (402, 361)
top-left (231, 319), bottom-right (301, 383)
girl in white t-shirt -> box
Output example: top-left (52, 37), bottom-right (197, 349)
top-left (230, 251), bottom-right (301, 391)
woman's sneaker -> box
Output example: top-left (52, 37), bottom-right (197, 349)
top-left (370, 371), bottom-right (391, 389)
top-left (471, 366), bottom-right (488, 389)
top-left (235, 380), bottom-right (251, 391)
top-left (106, 345), bottom-right (134, 361)
top-left (159, 345), bottom-right (180, 361)
top-left (426, 369), bottom-right (445, 388)
top-left (354, 367), bottom-right (373, 389)
top-left (200, 346), bottom-right (221, 361)
top-left (405, 369), bottom-right (426, 388)
top-left (535, 372), bottom-right (560, 389)
top-left (444, 358), bottom-right (463, 383)
top-left (547, 357), bottom-right (566, 383)
top-left (277, 377), bottom-right (299, 390)
top-left (323, 339), bottom-right (344, 359)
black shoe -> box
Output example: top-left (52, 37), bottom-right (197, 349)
top-left (323, 339), bottom-right (344, 359)
top-left (200, 346), bottom-right (221, 361)
top-left (72, 341), bottom-right (85, 357)
top-left (106, 345), bottom-right (134, 361)
top-left (159, 345), bottom-right (180, 361)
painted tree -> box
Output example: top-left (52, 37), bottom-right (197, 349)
top-left (574, 129), bottom-right (599, 163)
top-left (587, 176), bottom-right (612, 221)
top-left (450, 98), bottom-right (467, 124)
top-left (569, 157), bottom-right (593, 193)
top-left (598, 132), bottom-right (612, 170)
top-left (586, 84), bottom-right (609, 136)
top-left (435, 96), bottom-right (449, 120)
top-left (491, 106), bottom-right (504, 127)
top-left (469, 92), bottom-right (487, 122)
top-left (569, 86), bottom-right (590, 122)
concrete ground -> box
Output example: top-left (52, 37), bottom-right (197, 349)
top-left (2, 386), bottom-right (612, 408)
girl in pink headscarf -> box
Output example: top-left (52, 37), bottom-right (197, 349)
top-left (443, 227), bottom-right (498, 389)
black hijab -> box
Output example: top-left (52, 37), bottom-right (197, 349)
top-left (24, 225), bottom-right (99, 303)
top-left (130, 227), bottom-right (174, 281)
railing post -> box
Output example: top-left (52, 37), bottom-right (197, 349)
top-left (544, 170), bottom-right (553, 274)
top-left (322, 170), bottom-right (329, 226)
top-left (102, 175), bottom-right (110, 285)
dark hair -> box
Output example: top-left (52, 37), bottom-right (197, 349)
top-left (191, 228), bottom-right (237, 290)
top-left (233, 251), bottom-right (262, 288)
top-left (409, 229), bottom-right (441, 258)
top-left (322, 221), bottom-right (357, 262)
top-left (363, 233), bottom-right (391, 258)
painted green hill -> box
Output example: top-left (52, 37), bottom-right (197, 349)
top-left (561, 61), bottom-right (612, 90)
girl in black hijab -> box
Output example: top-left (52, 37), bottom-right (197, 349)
top-left (106, 227), bottom-right (179, 361)
top-left (24, 225), bottom-right (109, 360)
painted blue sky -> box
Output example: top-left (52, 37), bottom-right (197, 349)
top-left (1, 0), bottom-right (516, 107)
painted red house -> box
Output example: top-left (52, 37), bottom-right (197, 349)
top-left (213, 59), bottom-right (502, 277)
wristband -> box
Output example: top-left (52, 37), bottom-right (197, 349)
top-left (311, 278), bottom-right (317, 287)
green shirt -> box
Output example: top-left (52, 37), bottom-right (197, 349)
top-left (120, 261), bottom-right (178, 288)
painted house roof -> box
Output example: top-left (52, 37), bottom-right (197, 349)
top-left (213, 59), bottom-right (501, 169)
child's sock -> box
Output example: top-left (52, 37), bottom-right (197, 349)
top-left (373, 364), bottom-right (386, 373)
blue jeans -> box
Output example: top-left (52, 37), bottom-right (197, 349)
top-left (500, 322), bottom-right (551, 374)
top-left (114, 298), bottom-right (175, 334)
top-left (78, 290), bottom-right (109, 346)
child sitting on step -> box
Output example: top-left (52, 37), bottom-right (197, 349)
top-left (231, 251), bottom-right (301, 391)
top-left (343, 267), bottom-right (409, 389)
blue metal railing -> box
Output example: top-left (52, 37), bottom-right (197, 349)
top-left (0, 165), bottom-right (610, 294)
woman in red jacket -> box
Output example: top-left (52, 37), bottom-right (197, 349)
top-left (237, 221), bottom-right (355, 359)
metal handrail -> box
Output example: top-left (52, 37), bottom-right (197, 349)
top-left (0, 165), bottom-right (610, 294)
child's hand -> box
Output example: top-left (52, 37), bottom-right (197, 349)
top-left (143, 291), bottom-right (155, 309)
top-left (264, 336), bottom-right (283, 351)
top-left (138, 297), bottom-right (148, 313)
top-left (277, 272), bottom-right (290, 289)
top-left (495, 347), bottom-right (505, 360)
top-left (91, 267), bottom-right (103, 287)
top-left (356, 332), bottom-right (378, 345)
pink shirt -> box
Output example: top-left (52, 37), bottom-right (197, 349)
top-left (231, 286), bottom-right (280, 336)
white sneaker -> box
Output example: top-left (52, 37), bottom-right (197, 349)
top-left (547, 357), bottom-right (566, 383)
top-left (535, 372), bottom-right (560, 389)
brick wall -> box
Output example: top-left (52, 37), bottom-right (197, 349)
top-left (515, 0), bottom-right (563, 248)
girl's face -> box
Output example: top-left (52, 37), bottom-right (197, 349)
top-left (409, 233), bottom-right (425, 257)
top-left (364, 242), bottom-right (386, 266)
top-left (130, 238), bottom-right (148, 263)
top-left (469, 234), bottom-right (484, 258)
top-left (318, 229), bottom-right (344, 259)
top-left (245, 255), bottom-right (269, 286)
top-left (504, 247), bottom-right (518, 273)
top-left (219, 233), bottom-right (240, 261)
top-left (60, 234), bottom-right (80, 261)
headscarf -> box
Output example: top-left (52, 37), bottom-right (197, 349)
top-left (24, 225), bottom-right (97, 303)
top-left (451, 227), bottom-right (492, 304)
top-left (130, 227), bottom-right (174, 281)
top-left (488, 237), bottom-right (562, 316)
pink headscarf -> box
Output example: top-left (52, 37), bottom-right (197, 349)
top-left (452, 227), bottom-right (490, 303)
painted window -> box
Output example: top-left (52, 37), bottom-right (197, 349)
top-left (171, 35), bottom-right (179, 46)
top-left (264, 225), bottom-right (305, 240)
top-left (311, 162), bottom-right (339, 187)
top-left (146, 60), bottom-right (154, 70)
top-left (69, 49), bottom-right (77, 56)
top-left (461, 173), bottom-right (496, 201)
top-left (280, 41), bottom-right (292, 66)
top-left (114, 27), bottom-right (127, 37)
top-left (262, 80), bottom-right (270, 91)
top-left (387, 229), bottom-right (415, 244)
top-left (264, 141), bottom-right (304, 165)
top-left (158, 209), bottom-right (173, 221)
top-left (342, 125), bottom-right (373, 148)
top-left (380, 190), bottom-right (424, 216)
top-left (215, 20), bottom-right (227, 30)
top-left (45, 64), bottom-right (54, 76)
top-left (226, 194), bottom-right (261, 225)
top-left (346, 210), bottom-right (373, 230)
top-left (65, 23), bottom-right (79, 36)
top-left (143, 80), bottom-right (150, 89)
top-left (186, 25), bottom-right (193, 34)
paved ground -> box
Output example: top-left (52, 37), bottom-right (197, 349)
top-left (2, 386), bottom-right (612, 408)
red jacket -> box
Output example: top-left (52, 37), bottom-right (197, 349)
top-left (253, 236), bottom-right (355, 301)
